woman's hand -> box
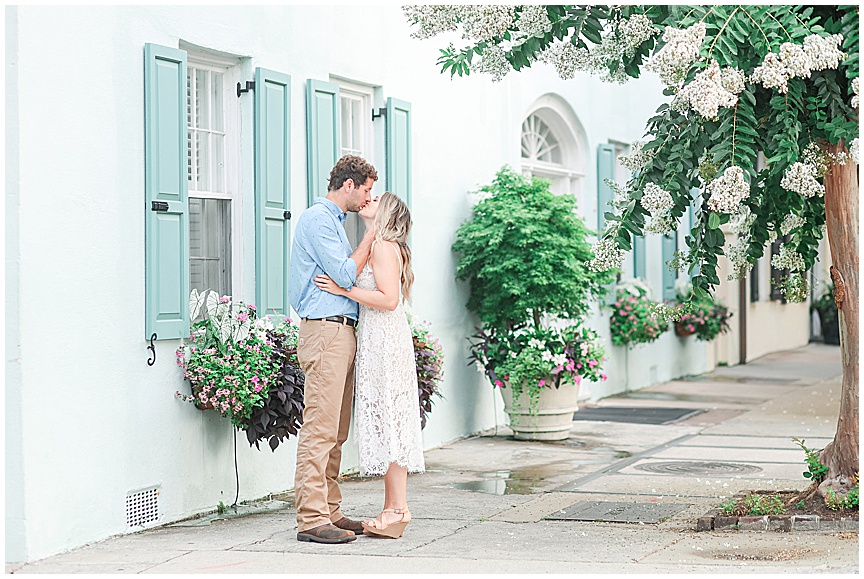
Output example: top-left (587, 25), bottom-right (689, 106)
top-left (314, 274), bottom-right (347, 296)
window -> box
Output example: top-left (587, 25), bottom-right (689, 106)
top-left (187, 55), bottom-right (241, 298)
top-left (520, 97), bottom-right (585, 199)
top-left (335, 80), bottom-right (376, 249)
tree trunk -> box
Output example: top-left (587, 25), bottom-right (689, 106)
top-left (817, 141), bottom-right (859, 498)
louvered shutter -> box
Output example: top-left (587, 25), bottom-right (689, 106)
top-left (385, 98), bottom-right (412, 208)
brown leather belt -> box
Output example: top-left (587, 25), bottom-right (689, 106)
top-left (303, 315), bottom-right (358, 327)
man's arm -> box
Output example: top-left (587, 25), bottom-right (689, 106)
top-left (305, 218), bottom-right (359, 289)
top-left (349, 228), bottom-right (375, 278)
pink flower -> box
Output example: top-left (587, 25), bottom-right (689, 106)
top-left (494, 380), bottom-right (503, 388)
top-left (248, 304), bottom-right (256, 311)
top-left (219, 296), bottom-right (230, 303)
top-left (552, 365), bottom-right (564, 375)
top-left (254, 384), bottom-right (263, 393)
top-left (538, 380), bottom-right (546, 387)
top-left (237, 312), bottom-right (249, 322)
top-left (588, 360), bottom-right (598, 367)
top-left (601, 374), bottom-right (608, 381)
top-left (574, 376), bottom-right (582, 384)
top-left (576, 363), bottom-right (582, 369)
top-left (503, 375), bottom-right (509, 381)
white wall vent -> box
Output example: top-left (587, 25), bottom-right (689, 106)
top-left (126, 486), bottom-right (160, 528)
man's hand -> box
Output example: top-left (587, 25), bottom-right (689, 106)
top-left (314, 274), bottom-right (347, 296)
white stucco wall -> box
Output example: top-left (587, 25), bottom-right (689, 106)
top-left (5, 5), bottom-right (741, 562)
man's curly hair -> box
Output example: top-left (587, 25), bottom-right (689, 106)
top-left (327, 155), bottom-right (379, 191)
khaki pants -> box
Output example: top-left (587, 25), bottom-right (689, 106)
top-left (294, 319), bottom-right (357, 532)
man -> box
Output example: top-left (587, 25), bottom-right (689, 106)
top-left (288, 155), bottom-right (378, 544)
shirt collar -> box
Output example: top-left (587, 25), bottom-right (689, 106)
top-left (316, 197), bottom-right (348, 223)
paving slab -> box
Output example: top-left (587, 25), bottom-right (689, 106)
top-left (649, 445), bottom-right (804, 463)
top-left (574, 473), bottom-right (802, 498)
top-left (618, 458), bottom-right (807, 481)
top-left (678, 434), bottom-right (833, 449)
top-left (638, 529), bottom-right (858, 570)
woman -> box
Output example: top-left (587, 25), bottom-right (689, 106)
top-left (314, 192), bottom-right (424, 539)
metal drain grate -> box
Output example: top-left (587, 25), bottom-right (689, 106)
top-left (634, 461), bottom-right (762, 475)
top-left (126, 486), bottom-right (160, 527)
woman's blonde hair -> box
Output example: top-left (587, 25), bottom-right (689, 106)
top-left (373, 192), bottom-right (414, 301)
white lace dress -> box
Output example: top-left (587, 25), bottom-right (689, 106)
top-left (353, 242), bottom-right (425, 476)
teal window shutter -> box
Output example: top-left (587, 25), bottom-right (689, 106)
top-left (255, 68), bottom-right (292, 318)
top-left (305, 79), bottom-right (341, 207)
top-left (661, 232), bottom-right (678, 300)
top-left (596, 143), bottom-right (616, 232)
top-left (633, 235), bottom-right (646, 279)
top-left (385, 98), bottom-right (412, 208)
top-left (688, 187), bottom-right (700, 279)
top-left (144, 43), bottom-right (189, 340)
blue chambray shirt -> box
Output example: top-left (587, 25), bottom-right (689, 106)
top-left (289, 197), bottom-right (359, 320)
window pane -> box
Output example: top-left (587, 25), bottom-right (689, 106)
top-left (195, 69), bottom-right (209, 130)
top-left (196, 131), bottom-right (210, 192)
top-left (351, 99), bottom-right (362, 153)
top-left (212, 134), bottom-right (225, 193)
top-left (211, 72), bottom-right (223, 132)
top-left (189, 198), bottom-right (231, 297)
top-left (341, 97), bottom-right (351, 150)
top-left (187, 70), bottom-right (194, 185)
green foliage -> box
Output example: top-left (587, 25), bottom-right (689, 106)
top-left (453, 166), bottom-right (614, 330)
top-left (608, 279), bottom-right (669, 346)
top-left (793, 437), bottom-right (829, 482)
top-left (416, 5), bottom-right (859, 308)
top-left (795, 499), bottom-right (806, 510)
top-left (217, 501), bottom-right (228, 514)
top-left (825, 487), bottom-right (859, 511)
top-left (674, 286), bottom-right (733, 342)
top-left (720, 499), bottom-right (736, 515)
top-left (743, 493), bottom-right (787, 516)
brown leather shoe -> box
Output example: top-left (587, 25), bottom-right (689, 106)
top-left (332, 516), bottom-right (365, 534)
top-left (296, 523), bottom-right (356, 544)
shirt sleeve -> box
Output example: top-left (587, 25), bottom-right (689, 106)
top-left (306, 216), bottom-right (357, 289)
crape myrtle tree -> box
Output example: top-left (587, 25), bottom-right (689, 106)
top-left (403, 5), bottom-right (859, 499)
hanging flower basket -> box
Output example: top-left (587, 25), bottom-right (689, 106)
top-left (674, 321), bottom-right (696, 337)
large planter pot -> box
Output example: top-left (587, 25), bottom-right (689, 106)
top-left (499, 379), bottom-right (580, 441)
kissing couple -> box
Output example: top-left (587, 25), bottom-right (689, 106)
top-left (288, 155), bottom-right (425, 543)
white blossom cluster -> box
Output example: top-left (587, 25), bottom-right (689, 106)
top-left (800, 141), bottom-right (850, 177)
top-left (780, 213), bottom-right (806, 235)
top-left (473, 45), bottom-right (511, 82)
top-left (780, 162), bottom-right (824, 198)
top-left (751, 34), bottom-right (846, 94)
top-left (588, 238), bottom-right (626, 272)
top-left (640, 182), bottom-right (674, 214)
top-left (645, 212), bottom-right (677, 235)
top-left (729, 205), bottom-right (755, 235)
top-left (537, 41), bottom-right (592, 80)
top-left (852, 77), bottom-right (860, 109)
top-left (778, 273), bottom-right (810, 303)
top-left (618, 14), bottom-right (656, 55)
top-left (850, 138), bottom-right (859, 164)
top-left (515, 5), bottom-right (552, 38)
top-left (771, 243), bottom-right (806, 272)
top-left (706, 166), bottom-right (750, 214)
top-left (725, 234), bottom-right (753, 280)
top-left (677, 60), bottom-right (745, 119)
top-left (618, 140), bottom-right (656, 172)
top-left (588, 14), bottom-right (657, 83)
top-left (402, 5), bottom-right (462, 39)
top-left (646, 22), bottom-right (707, 87)
top-left (460, 5), bottom-right (516, 42)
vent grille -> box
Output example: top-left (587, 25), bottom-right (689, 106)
top-left (126, 486), bottom-right (160, 527)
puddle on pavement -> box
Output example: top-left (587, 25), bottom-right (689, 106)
top-left (434, 457), bottom-right (621, 496)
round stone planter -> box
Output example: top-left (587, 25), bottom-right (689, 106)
top-left (499, 379), bottom-right (580, 441)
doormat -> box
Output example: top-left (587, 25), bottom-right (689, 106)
top-left (572, 407), bottom-right (702, 425)
top-left (545, 501), bottom-right (690, 524)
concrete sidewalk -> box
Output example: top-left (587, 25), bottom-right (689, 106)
top-left (8, 343), bottom-right (858, 574)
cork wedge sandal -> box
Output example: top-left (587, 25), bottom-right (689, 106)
top-left (361, 508), bottom-right (411, 539)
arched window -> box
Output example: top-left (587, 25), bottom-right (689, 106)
top-left (520, 95), bottom-right (586, 200)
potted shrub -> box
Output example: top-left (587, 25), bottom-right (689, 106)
top-left (453, 166), bottom-right (613, 440)
top-left (608, 279), bottom-right (669, 347)
top-left (811, 280), bottom-right (840, 345)
top-left (469, 324), bottom-right (607, 440)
